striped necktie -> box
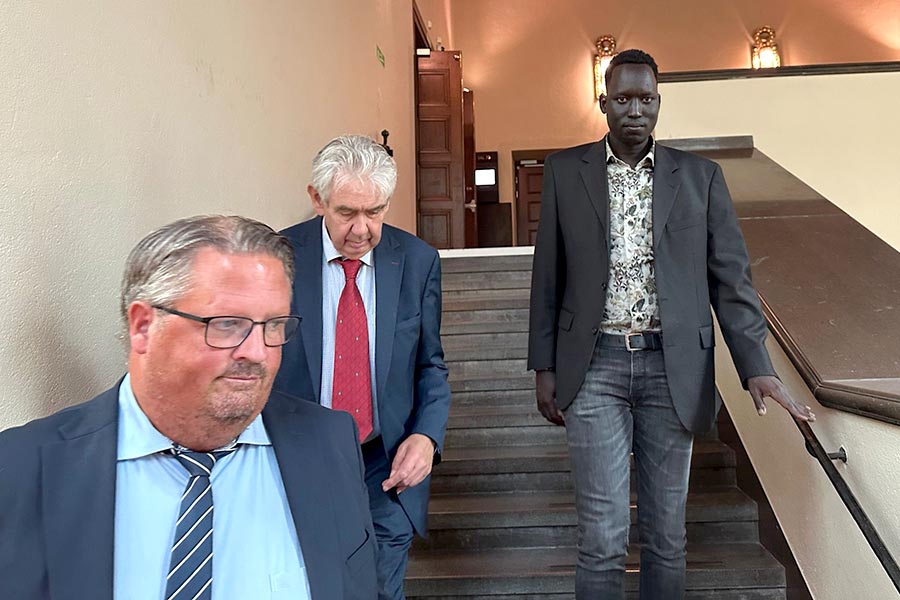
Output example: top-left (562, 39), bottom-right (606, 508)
top-left (164, 444), bottom-right (237, 600)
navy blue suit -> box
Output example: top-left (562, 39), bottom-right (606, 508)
top-left (275, 217), bottom-right (451, 539)
top-left (0, 384), bottom-right (376, 600)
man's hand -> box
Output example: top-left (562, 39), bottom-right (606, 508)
top-left (536, 370), bottom-right (565, 426)
top-left (747, 375), bottom-right (815, 422)
top-left (382, 433), bottom-right (435, 494)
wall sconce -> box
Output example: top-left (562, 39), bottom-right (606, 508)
top-left (751, 26), bottom-right (781, 69)
top-left (593, 35), bottom-right (617, 100)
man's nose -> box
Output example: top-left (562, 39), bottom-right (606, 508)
top-left (233, 322), bottom-right (268, 362)
top-left (627, 98), bottom-right (643, 117)
top-left (350, 216), bottom-right (369, 235)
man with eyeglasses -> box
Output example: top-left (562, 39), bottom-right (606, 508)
top-left (0, 215), bottom-right (376, 600)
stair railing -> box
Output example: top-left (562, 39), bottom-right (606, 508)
top-left (760, 296), bottom-right (900, 594)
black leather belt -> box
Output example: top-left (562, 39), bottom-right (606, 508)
top-left (599, 331), bottom-right (663, 352)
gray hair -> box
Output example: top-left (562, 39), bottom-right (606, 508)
top-left (310, 134), bottom-right (397, 204)
top-left (120, 215), bottom-right (294, 326)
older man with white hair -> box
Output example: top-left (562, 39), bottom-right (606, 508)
top-left (276, 134), bottom-right (451, 599)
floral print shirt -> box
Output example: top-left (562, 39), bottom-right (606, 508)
top-left (600, 138), bottom-right (661, 334)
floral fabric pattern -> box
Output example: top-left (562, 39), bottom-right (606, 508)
top-left (600, 139), bottom-right (661, 334)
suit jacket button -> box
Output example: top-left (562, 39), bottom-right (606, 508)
top-left (601, 283), bottom-right (607, 290)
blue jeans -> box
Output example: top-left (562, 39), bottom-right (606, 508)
top-left (563, 336), bottom-right (694, 600)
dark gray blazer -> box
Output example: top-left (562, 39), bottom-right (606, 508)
top-left (528, 140), bottom-right (775, 433)
top-left (0, 384), bottom-right (377, 600)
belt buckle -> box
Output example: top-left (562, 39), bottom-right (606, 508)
top-left (625, 333), bottom-right (642, 352)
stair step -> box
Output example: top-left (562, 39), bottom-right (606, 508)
top-left (448, 359), bottom-right (528, 380)
top-left (431, 442), bottom-right (737, 493)
top-left (449, 374), bottom-right (533, 394)
top-left (409, 593), bottom-right (785, 600)
top-left (405, 543), bottom-right (786, 597)
top-left (442, 270), bottom-right (532, 291)
top-left (441, 308), bottom-right (529, 335)
top-left (445, 424), bottom-right (565, 447)
top-left (440, 254), bottom-right (534, 274)
top-left (438, 442), bottom-right (735, 474)
top-left (443, 288), bottom-right (530, 312)
top-left (447, 405), bottom-right (548, 429)
top-left (416, 488), bottom-right (759, 550)
top-left (447, 404), bottom-right (720, 440)
top-left (451, 389), bottom-right (535, 407)
top-left (443, 332), bottom-right (528, 361)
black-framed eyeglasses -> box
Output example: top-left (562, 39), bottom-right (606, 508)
top-left (152, 305), bottom-right (301, 349)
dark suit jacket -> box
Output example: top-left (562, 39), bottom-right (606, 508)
top-left (528, 140), bottom-right (775, 433)
top-left (274, 217), bottom-right (451, 536)
top-left (0, 383), bottom-right (376, 600)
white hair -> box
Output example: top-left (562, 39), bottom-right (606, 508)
top-left (310, 134), bottom-right (397, 204)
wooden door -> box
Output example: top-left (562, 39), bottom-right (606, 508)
top-left (515, 164), bottom-right (544, 246)
top-left (416, 51), bottom-right (465, 249)
top-left (463, 89), bottom-right (477, 247)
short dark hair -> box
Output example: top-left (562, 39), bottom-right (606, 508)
top-left (605, 49), bottom-right (659, 87)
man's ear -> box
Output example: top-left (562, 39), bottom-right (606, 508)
top-left (308, 185), bottom-right (326, 215)
top-left (599, 94), bottom-right (608, 114)
top-left (128, 301), bottom-right (156, 354)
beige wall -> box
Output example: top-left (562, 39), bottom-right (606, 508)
top-left (657, 72), bottom-right (900, 250)
top-left (716, 329), bottom-right (900, 599)
top-left (0, 0), bottom-right (418, 430)
top-left (414, 0), bottom-right (454, 50)
top-left (448, 0), bottom-right (900, 242)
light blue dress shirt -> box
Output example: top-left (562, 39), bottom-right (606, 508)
top-left (113, 374), bottom-right (311, 600)
top-left (320, 218), bottom-right (380, 439)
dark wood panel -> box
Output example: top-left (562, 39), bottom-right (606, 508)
top-left (419, 119), bottom-right (450, 153)
top-left (418, 72), bottom-right (450, 105)
top-left (419, 210), bottom-right (451, 248)
top-left (419, 166), bottom-right (450, 198)
top-left (515, 164), bottom-right (543, 247)
top-left (416, 51), bottom-right (466, 249)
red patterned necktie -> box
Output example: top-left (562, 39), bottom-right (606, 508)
top-left (332, 259), bottom-right (374, 442)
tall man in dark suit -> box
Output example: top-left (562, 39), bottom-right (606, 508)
top-left (0, 215), bottom-right (376, 600)
top-left (275, 135), bottom-right (451, 600)
top-left (528, 49), bottom-right (815, 599)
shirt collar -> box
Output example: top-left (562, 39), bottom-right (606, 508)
top-left (116, 373), bottom-right (271, 461)
top-left (605, 136), bottom-right (655, 169)
top-left (321, 217), bottom-right (374, 267)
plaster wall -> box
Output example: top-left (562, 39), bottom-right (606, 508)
top-left (0, 0), bottom-right (417, 429)
top-left (716, 329), bottom-right (900, 599)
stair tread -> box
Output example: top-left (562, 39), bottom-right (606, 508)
top-left (442, 440), bottom-right (732, 462)
top-left (426, 488), bottom-right (757, 526)
top-left (407, 542), bottom-right (784, 582)
top-left (429, 487), bottom-right (754, 514)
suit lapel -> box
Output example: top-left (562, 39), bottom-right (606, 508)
top-left (579, 141), bottom-right (610, 251)
top-left (264, 398), bottom-right (342, 600)
top-left (43, 388), bottom-right (119, 600)
top-left (652, 144), bottom-right (681, 250)
top-left (293, 219), bottom-right (324, 401)
top-left (373, 229), bottom-right (403, 401)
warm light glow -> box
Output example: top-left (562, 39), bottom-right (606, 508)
top-left (751, 26), bottom-right (781, 69)
top-left (593, 35), bottom-right (617, 100)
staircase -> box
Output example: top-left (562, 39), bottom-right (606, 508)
top-left (405, 253), bottom-right (788, 599)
